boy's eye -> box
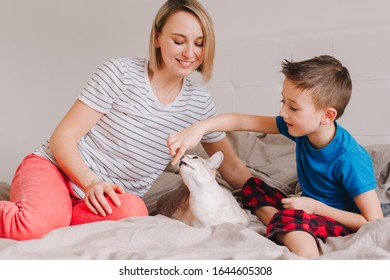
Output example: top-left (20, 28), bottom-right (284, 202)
top-left (281, 99), bottom-right (298, 111)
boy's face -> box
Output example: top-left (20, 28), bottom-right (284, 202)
top-left (279, 78), bottom-right (325, 137)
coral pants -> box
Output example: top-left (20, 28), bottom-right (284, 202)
top-left (0, 155), bottom-right (148, 240)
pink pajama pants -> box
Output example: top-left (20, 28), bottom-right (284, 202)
top-left (0, 155), bottom-right (148, 241)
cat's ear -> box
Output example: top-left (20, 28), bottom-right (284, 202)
top-left (207, 151), bottom-right (224, 169)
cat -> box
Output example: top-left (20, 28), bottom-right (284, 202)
top-left (156, 151), bottom-right (250, 227)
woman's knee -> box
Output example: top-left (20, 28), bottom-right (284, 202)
top-left (70, 193), bottom-right (148, 225)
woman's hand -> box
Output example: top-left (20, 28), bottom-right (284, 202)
top-left (84, 180), bottom-right (125, 216)
top-left (167, 123), bottom-right (206, 165)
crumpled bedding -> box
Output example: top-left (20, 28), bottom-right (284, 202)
top-left (0, 132), bottom-right (389, 260)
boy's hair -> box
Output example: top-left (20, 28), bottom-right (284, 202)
top-left (281, 55), bottom-right (352, 119)
top-left (149, 0), bottom-right (215, 82)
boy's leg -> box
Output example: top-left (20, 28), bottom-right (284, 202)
top-left (267, 209), bottom-right (350, 258)
top-left (274, 231), bottom-right (319, 259)
top-left (0, 155), bottom-right (72, 240)
top-left (254, 207), bottom-right (278, 226)
top-left (241, 177), bottom-right (286, 225)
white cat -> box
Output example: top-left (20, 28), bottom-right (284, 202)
top-left (156, 151), bottom-right (250, 227)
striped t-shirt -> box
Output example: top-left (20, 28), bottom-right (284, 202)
top-left (34, 57), bottom-right (225, 197)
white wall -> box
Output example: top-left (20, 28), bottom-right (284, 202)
top-left (1, 0), bottom-right (389, 184)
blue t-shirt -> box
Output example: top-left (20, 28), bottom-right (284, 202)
top-left (276, 116), bottom-right (377, 213)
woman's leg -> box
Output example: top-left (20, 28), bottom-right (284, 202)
top-left (0, 155), bottom-right (72, 240)
top-left (70, 193), bottom-right (148, 225)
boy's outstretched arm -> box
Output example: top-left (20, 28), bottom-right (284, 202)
top-left (167, 113), bottom-right (278, 165)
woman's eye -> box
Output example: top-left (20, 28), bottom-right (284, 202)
top-left (290, 106), bottom-right (298, 111)
top-left (174, 41), bottom-right (184, 45)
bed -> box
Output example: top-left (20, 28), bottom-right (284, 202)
top-left (0, 132), bottom-right (389, 260)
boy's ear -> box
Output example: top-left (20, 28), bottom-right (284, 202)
top-left (321, 108), bottom-right (337, 124)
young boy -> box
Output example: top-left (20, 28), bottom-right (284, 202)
top-left (167, 55), bottom-right (384, 258)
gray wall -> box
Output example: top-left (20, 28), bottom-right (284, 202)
top-left (1, 0), bottom-right (389, 183)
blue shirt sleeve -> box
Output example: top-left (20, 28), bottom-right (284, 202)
top-left (276, 116), bottom-right (295, 141)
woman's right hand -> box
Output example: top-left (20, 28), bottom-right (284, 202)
top-left (167, 123), bottom-right (206, 165)
top-left (84, 180), bottom-right (125, 216)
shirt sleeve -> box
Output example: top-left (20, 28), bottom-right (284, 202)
top-left (78, 58), bottom-right (125, 113)
top-left (200, 91), bottom-right (226, 143)
top-left (276, 116), bottom-right (295, 142)
top-left (338, 151), bottom-right (377, 197)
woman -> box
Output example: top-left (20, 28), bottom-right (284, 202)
top-left (0, 0), bottom-right (251, 240)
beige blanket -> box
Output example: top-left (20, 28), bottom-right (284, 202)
top-left (0, 132), bottom-right (389, 259)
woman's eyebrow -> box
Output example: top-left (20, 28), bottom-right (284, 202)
top-left (171, 33), bottom-right (204, 40)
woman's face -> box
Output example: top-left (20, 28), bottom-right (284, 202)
top-left (156, 11), bottom-right (204, 78)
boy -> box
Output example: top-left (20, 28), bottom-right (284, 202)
top-left (167, 55), bottom-right (383, 258)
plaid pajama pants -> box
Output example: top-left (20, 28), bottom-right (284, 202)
top-left (241, 177), bottom-right (351, 242)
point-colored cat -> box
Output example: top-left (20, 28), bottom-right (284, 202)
top-left (157, 151), bottom-right (250, 227)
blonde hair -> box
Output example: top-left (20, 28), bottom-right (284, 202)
top-left (281, 55), bottom-right (352, 119)
top-left (149, 0), bottom-right (215, 82)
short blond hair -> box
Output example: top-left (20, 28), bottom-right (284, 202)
top-left (281, 55), bottom-right (352, 119)
top-left (149, 0), bottom-right (215, 82)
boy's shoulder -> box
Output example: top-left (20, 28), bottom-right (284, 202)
top-left (336, 123), bottom-right (369, 157)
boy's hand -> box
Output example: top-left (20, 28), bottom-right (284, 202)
top-left (167, 123), bottom-right (205, 165)
top-left (281, 196), bottom-right (318, 214)
top-left (84, 180), bottom-right (125, 216)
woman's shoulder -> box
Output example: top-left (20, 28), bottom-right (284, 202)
top-left (97, 57), bottom-right (147, 82)
top-left (183, 75), bottom-right (209, 95)
top-left (105, 57), bottom-right (147, 70)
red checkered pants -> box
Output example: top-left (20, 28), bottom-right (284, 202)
top-left (241, 177), bottom-right (351, 241)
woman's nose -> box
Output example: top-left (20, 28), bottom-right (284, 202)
top-left (183, 44), bottom-right (194, 57)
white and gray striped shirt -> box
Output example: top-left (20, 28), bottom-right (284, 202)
top-left (34, 57), bottom-right (225, 197)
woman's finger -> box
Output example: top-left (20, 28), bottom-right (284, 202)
top-left (95, 192), bottom-right (112, 215)
top-left (106, 187), bottom-right (121, 207)
top-left (85, 197), bottom-right (98, 215)
top-left (171, 148), bottom-right (187, 166)
top-left (88, 194), bottom-right (107, 216)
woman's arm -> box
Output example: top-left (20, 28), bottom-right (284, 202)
top-left (49, 100), bottom-right (124, 216)
top-left (168, 113), bottom-right (278, 165)
top-left (202, 138), bottom-right (252, 190)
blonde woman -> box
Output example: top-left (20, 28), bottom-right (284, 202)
top-left (1, 0), bottom-right (251, 240)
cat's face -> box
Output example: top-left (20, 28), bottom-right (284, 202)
top-left (179, 151), bottom-right (224, 186)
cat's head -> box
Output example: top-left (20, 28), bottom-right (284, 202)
top-left (178, 151), bottom-right (224, 186)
